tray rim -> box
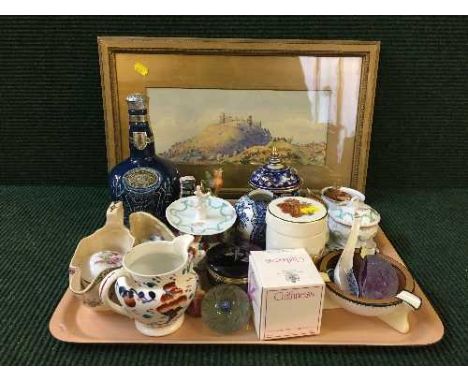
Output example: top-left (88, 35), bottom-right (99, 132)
top-left (49, 229), bottom-right (445, 346)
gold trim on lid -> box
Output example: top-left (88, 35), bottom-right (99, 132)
top-left (267, 145), bottom-right (284, 169)
top-left (207, 267), bottom-right (248, 285)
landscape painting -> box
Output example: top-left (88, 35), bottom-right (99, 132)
top-left (147, 88), bottom-right (331, 167)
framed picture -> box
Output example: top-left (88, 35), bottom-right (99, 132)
top-left (98, 37), bottom-right (380, 197)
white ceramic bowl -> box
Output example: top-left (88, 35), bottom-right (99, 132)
top-left (328, 203), bottom-right (380, 248)
top-left (319, 251), bottom-right (419, 317)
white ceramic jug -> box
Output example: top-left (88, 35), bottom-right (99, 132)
top-left (99, 234), bottom-right (198, 336)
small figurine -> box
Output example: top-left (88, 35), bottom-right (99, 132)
top-left (194, 185), bottom-right (211, 221)
top-left (203, 168), bottom-right (224, 195)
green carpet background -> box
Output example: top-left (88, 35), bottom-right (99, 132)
top-left (0, 16), bottom-right (467, 365)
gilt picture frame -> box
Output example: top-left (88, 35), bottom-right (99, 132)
top-left (98, 37), bottom-right (380, 197)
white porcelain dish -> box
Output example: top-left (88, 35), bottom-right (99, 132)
top-left (319, 251), bottom-right (422, 318)
top-left (265, 196), bottom-right (328, 261)
top-left (328, 202), bottom-right (380, 248)
top-left (321, 186), bottom-right (365, 209)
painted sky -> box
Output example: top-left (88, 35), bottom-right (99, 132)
top-left (147, 88), bottom-right (331, 154)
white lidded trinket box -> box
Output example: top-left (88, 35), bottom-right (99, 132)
top-left (265, 196), bottom-right (329, 262)
top-left (248, 248), bottom-right (325, 340)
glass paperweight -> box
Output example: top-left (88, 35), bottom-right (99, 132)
top-left (201, 285), bottom-right (251, 334)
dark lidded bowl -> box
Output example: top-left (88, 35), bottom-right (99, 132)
top-left (206, 242), bottom-right (261, 290)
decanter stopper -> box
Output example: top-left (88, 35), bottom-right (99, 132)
top-left (126, 93), bottom-right (148, 111)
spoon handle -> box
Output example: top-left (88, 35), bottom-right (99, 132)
top-left (396, 290), bottom-right (422, 310)
top-left (340, 207), bottom-right (363, 271)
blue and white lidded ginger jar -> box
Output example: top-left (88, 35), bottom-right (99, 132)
top-left (248, 147), bottom-right (302, 196)
top-left (234, 189), bottom-right (274, 248)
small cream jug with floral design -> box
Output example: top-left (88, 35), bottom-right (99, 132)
top-left (99, 234), bottom-right (198, 336)
top-left (68, 202), bottom-right (135, 310)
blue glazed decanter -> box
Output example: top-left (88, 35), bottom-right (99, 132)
top-left (109, 93), bottom-right (180, 223)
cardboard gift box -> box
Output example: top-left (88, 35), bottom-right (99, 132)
top-left (248, 248), bottom-right (325, 340)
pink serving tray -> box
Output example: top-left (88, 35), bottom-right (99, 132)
top-left (49, 229), bottom-right (444, 346)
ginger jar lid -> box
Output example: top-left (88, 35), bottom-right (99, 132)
top-left (267, 196), bottom-right (327, 224)
top-left (329, 203), bottom-right (381, 228)
top-left (249, 147), bottom-right (302, 193)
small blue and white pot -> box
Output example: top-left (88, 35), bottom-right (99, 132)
top-left (248, 146), bottom-right (302, 196)
top-left (234, 189), bottom-right (274, 247)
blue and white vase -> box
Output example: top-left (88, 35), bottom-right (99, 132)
top-left (248, 146), bottom-right (302, 196)
top-left (234, 189), bottom-right (274, 247)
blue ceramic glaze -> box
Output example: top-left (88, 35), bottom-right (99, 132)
top-left (109, 94), bottom-right (180, 223)
top-left (248, 147), bottom-right (301, 195)
top-left (235, 189), bottom-right (273, 248)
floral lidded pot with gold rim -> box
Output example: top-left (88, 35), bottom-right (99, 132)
top-left (265, 196), bottom-right (329, 262)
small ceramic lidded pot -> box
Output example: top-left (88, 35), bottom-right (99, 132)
top-left (99, 235), bottom-right (198, 337)
top-left (328, 203), bottom-right (381, 249)
top-left (249, 147), bottom-right (302, 196)
top-left (321, 186), bottom-right (365, 209)
top-left (234, 189), bottom-right (274, 247)
top-left (205, 241), bottom-right (262, 291)
top-left (265, 196), bottom-right (329, 262)
top-left (68, 202), bottom-right (135, 310)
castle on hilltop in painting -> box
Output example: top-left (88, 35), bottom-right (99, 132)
top-left (148, 88), bottom-right (330, 167)
top-left (162, 112), bottom-right (326, 166)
